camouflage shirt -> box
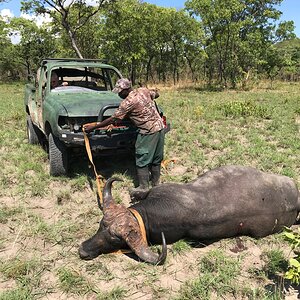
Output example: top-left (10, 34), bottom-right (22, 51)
top-left (113, 87), bottom-right (164, 135)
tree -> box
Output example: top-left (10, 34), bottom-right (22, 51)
top-left (275, 21), bottom-right (296, 42)
top-left (98, 0), bottom-right (146, 82)
top-left (0, 17), bottom-right (20, 80)
top-left (99, 0), bottom-right (205, 84)
top-left (21, 0), bottom-right (113, 58)
top-left (276, 38), bottom-right (300, 81)
top-left (261, 45), bottom-right (286, 85)
top-left (10, 17), bottom-right (58, 78)
top-left (185, 0), bottom-right (294, 88)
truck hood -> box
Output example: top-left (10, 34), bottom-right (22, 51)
top-left (49, 90), bottom-right (122, 117)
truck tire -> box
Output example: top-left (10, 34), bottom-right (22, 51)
top-left (27, 115), bottom-right (40, 145)
top-left (49, 133), bottom-right (69, 176)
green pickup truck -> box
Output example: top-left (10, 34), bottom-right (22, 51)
top-left (25, 58), bottom-right (139, 176)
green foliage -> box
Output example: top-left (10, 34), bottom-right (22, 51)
top-left (282, 227), bottom-right (300, 285)
top-left (276, 38), bottom-right (300, 81)
top-left (185, 0), bottom-right (292, 87)
top-left (21, 0), bottom-right (109, 59)
top-left (100, 0), bottom-right (205, 84)
top-left (1, 0), bottom-right (298, 85)
top-left (10, 17), bottom-right (58, 77)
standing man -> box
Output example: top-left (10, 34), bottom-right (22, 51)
top-left (83, 78), bottom-right (165, 200)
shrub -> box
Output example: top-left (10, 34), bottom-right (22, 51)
top-left (282, 227), bottom-right (300, 285)
top-left (216, 100), bottom-right (271, 119)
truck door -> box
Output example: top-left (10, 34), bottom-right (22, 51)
top-left (36, 66), bottom-right (47, 129)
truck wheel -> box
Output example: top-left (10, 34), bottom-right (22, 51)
top-left (27, 116), bottom-right (40, 145)
top-left (49, 133), bottom-right (69, 176)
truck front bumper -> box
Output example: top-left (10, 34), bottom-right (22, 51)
top-left (59, 127), bottom-right (137, 151)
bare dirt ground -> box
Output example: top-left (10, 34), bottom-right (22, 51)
top-left (1, 156), bottom-right (300, 300)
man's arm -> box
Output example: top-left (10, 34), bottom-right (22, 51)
top-left (83, 116), bottom-right (115, 133)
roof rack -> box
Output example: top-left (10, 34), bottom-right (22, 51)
top-left (42, 58), bottom-right (108, 65)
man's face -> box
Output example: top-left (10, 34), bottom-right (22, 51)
top-left (51, 76), bottom-right (59, 88)
top-left (118, 89), bottom-right (130, 99)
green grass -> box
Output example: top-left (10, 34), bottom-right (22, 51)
top-left (261, 249), bottom-right (288, 276)
top-left (0, 287), bottom-right (33, 300)
top-left (160, 85), bottom-right (300, 178)
top-left (0, 81), bottom-right (299, 299)
top-left (57, 267), bottom-right (93, 295)
top-left (0, 257), bottom-right (45, 300)
top-left (174, 249), bottom-right (241, 300)
top-left (96, 287), bottom-right (127, 300)
top-left (0, 258), bottom-right (40, 280)
top-left (171, 239), bottom-right (192, 256)
top-left (0, 206), bottom-right (23, 223)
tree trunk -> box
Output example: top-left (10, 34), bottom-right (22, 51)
top-left (172, 41), bottom-right (178, 85)
top-left (146, 56), bottom-right (154, 82)
top-left (61, 11), bottom-right (83, 59)
top-left (185, 53), bottom-right (195, 82)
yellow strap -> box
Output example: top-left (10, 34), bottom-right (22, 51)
top-left (83, 128), bottom-right (104, 205)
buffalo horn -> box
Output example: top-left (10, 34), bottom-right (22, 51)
top-left (129, 232), bottom-right (167, 265)
top-left (102, 177), bottom-right (123, 212)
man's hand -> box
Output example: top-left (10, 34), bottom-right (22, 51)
top-left (83, 124), bottom-right (96, 133)
top-left (106, 124), bottom-right (114, 132)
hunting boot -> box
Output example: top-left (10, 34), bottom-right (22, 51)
top-left (129, 166), bottom-right (150, 201)
top-left (150, 165), bottom-right (161, 187)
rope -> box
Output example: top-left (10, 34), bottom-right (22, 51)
top-left (82, 123), bottom-right (128, 205)
top-left (82, 126), bottom-right (105, 205)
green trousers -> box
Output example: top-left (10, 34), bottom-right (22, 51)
top-left (135, 129), bottom-right (165, 168)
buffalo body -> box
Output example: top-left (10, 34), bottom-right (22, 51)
top-left (79, 165), bottom-right (300, 264)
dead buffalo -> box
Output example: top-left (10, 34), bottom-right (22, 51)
top-left (79, 165), bottom-right (300, 265)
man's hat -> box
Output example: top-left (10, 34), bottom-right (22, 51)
top-left (112, 78), bottom-right (132, 93)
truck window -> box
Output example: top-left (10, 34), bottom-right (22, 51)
top-left (49, 67), bottom-right (120, 92)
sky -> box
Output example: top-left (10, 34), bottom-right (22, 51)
top-left (1, 0), bottom-right (299, 37)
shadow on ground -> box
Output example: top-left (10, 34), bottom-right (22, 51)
top-left (68, 151), bottom-right (137, 182)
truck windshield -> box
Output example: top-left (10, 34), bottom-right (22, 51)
top-left (50, 67), bottom-right (120, 92)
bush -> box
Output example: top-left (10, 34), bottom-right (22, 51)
top-left (216, 100), bottom-right (271, 119)
top-left (282, 227), bottom-right (300, 285)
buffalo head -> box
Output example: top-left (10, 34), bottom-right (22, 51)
top-left (79, 178), bottom-right (167, 264)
